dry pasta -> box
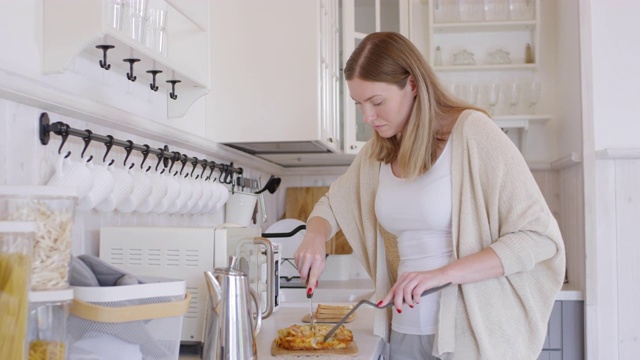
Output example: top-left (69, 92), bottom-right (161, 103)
top-left (28, 340), bottom-right (66, 360)
top-left (7, 202), bottom-right (73, 290)
top-left (0, 252), bottom-right (30, 360)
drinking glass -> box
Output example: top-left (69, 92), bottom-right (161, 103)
top-left (526, 81), bottom-right (541, 114)
top-left (126, 0), bottom-right (148, 43)
top-left (145, 8), bottom-right (167, 55)
top-left (508, 82), bottom-right (521, 114)
top-left (467, 83), bottom-right (479, 105)
top-left (487, 83), bottom-right (501, 115)
top-left (109, 0), bottom-right (125, 30)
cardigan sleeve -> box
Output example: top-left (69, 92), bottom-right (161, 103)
top-left (457, 112), bottom-right (564, 276)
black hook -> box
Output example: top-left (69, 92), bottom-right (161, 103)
top-left (64, 150), bottom-right (72, 159)
top-left (123, 58), bottom-right (140, 82)
top-left (57, 129), bottom-right (70, 155)
top-left (178, 154), bottom-right (188, 175)
top-left (108, 159), bottom-right (115, 166)
top-left (217, 164), bottom-right (228, 183)
top-left (166, 80), bottom-right (181, 100)
top-left (123, 140), bottom-right (134, 166)
top-left (86, 155), bottom-right (94, 163)
top-left (140, 144), bottom-right (150, 169)
top-left (168, 151), bottom-right (179, 173)
top-left (96, 45), bottom-right (115, 70)
top-left (223, 162), bottom-right (235, 184)
top-left (155, 147), bottom-right (165, 172)
top-left (205, 162), bottom-right (216, 181)
top-left (103, 135), bottom-right (114, 162)
top-left (199, 161), bottom-right (208, 179)
top-left (146, 70), bottom-right (162, 91)
top-left (81, 129), bottom-right (93, 158)
top-left (189, 157), bottom-right (199, 177)
top-left (129, 162), bottom-right (135, 170)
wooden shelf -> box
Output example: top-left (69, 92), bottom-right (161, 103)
top-left (42, 0), bottom-right (209, 118)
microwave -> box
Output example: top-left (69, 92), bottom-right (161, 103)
top-left (98, 225), bottom-right (280, 345)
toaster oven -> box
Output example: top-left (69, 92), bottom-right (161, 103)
top-left (98, 225), bottom-right (279, 345)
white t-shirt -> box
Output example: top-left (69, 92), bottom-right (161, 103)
top-left (375, 140), bottom-right (453, 335)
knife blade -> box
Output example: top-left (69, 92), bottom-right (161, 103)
top-left (307, 285), bottom-right (315, 332)
top-left (322, 282), bottom-right (452, 343)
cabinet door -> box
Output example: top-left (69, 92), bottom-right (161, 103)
top-left (342, 0), bottom-right (409, 154)
top-left (209, 0), bottom-right (339, 152)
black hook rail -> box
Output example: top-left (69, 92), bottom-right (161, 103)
top-left (38, 112), bottom-right (243, 181)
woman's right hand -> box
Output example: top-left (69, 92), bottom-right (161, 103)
top-left (294, 217), bottom-right (331, 295)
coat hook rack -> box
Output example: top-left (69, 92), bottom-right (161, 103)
top-left (123, 58), bottom-right (140, 82)
top-left (146, 70), bottom-right (163, 91)
top-left (96, 45), bottom-right (115, 70)
top-left (38, 112), bottom-right (243, 178)
top-left (166, 79), bottom-right (181, 100)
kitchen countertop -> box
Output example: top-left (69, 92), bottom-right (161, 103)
top-left (179, 303), bottom-right (385, 360)
top-left (179, 281), bottom-right (582, 359)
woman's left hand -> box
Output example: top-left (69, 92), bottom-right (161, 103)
top-left (377, 269), bottom-right (449, 312)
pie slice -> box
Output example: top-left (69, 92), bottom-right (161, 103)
top-left (275, 323), bottom-right (353, 350)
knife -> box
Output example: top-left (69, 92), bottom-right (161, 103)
top-left (322, 282), bottom-right (452, 343)
top-left (307, 286), bottom-right (315, 332)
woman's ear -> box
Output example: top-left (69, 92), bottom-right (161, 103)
top-left (408, 75), bottom-right (418, 96)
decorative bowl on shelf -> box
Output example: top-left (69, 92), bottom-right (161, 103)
top-left (452, 50), bottom-right (476, 66)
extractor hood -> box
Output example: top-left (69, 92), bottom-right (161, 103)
top-left (221, 141), bottom-right (356, 168)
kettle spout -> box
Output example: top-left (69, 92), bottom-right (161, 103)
top-left (204, 271), bottom-right (222, 307)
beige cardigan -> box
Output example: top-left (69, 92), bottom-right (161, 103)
top-left (309, 110), bottom-right (566, 359)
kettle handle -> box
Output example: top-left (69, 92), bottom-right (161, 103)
top-left (249, 287), bottom-right (262, 337)
top-left (236, 237), bottom-right (274, 319)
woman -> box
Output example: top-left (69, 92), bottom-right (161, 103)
top-left (294, 32), bottom-right (565, 359)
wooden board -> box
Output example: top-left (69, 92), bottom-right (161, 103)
top-left (271, 340), bottom-right (358, 356)
top-left (284, 187), bottom-right (352, 254)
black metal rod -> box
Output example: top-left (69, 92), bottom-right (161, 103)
top-left (39, 112), bottom-right (243, 176)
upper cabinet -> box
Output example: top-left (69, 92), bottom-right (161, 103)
top-left (42, 0), bottom-right (209, 118)
top-left (209, 0), bottom-right (341, 162)
top-left (422, 0), bottom-right (552, 157)
top-left (342, 0), bottom-right (410, 154)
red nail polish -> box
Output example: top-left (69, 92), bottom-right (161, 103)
top-left (409, 305), bottom-right (414, 308)
top-left (397, 309), bottom-right (402, 314)
top-left (376, 301), bottom-right (383, 307)
top-left (307, 287), bottom-right (313, 295)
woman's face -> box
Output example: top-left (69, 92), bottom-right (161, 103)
top-left (348, 77), bottom-right (416, 139)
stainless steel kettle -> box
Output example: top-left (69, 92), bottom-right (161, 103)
top-left (203, 256), bottom-right (262, 360)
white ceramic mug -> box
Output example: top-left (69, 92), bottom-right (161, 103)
top-left (154, 172), bottom-right (181, 214)
top-left (136, 171), bottom-right (168, 213)
top-left (47, 154), bottom-right (94, 199)
top-left (117, 168), bottom-right (152, 213)
top-left (95, 166), bottom-right (134, 213)
top-left (195, 181), bottom-right (215, 214)
top-left (180, 177), bottom-right (203, 214)
top-left (189, 179), bottom-right (208, 214)
top-left (166, 174), bottom-right (192, 214)
top-left (76, 162), bottom-right (115, 211)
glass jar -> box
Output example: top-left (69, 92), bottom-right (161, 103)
top-left (27, 289), bottom-right (74, 360)
top-left (0, 221), bottom-right (36, 360)
top-left (0, 186), bottom-right (77, 290)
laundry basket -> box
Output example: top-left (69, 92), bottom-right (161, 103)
top-left (67, 277), bottom-right (190, 360)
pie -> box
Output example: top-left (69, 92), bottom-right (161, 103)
top-left (275, 323), bottom-right (353, 350)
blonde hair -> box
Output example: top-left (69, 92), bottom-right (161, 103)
top-left (344, 32), bottom-right (487, 179)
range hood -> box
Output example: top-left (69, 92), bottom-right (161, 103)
top-left (222, 141), bottom-right (333, 155)
top-left (221, 141), bottom-right (356, 168)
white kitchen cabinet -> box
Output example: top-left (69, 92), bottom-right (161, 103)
top-left (423, 0), bottom-right (551, 156)
top-left (538, 300), bottom-right (584, 360)
top-left (42, 0), bottom-right (209, 118)
top-left (342, 0), bottom-right (410, 154)
top-left (209, 0), bottom-right (341, 160)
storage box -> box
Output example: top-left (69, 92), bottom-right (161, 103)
top-left (27, 288), bottom-right (74, 360)
top-left (67, 278), bottom-right (190, 360)
top-left (0, 221), bottom-right (35, 360)
top-left (0, 186), bottom-right (77, 291)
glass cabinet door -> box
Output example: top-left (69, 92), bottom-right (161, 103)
top-left (342, 0), bottom-right (409, 153)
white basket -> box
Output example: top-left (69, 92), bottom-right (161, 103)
top-left (68, 277), bottom-right (190, 360)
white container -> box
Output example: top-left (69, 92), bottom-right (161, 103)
top-left (68, 277), bottom-right (190, 360)
top-left (0, 221), bottom-right (35, 360)
top-left (225, 191), bottom-right (258, 226)
top-left (0, 186), bottom-right (77, 290)
top-left (27, 288), bottom-right (74, 360)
